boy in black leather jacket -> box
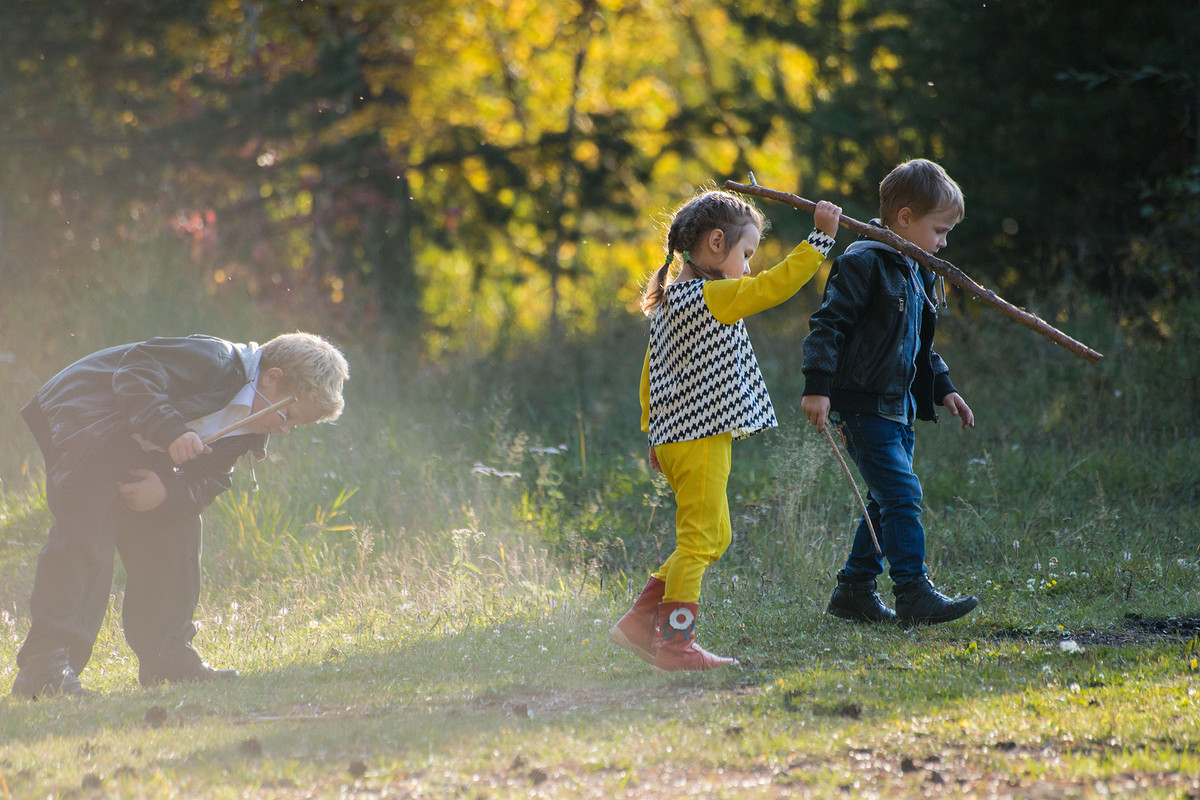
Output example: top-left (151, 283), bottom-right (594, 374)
top-left (12, 332), bottom-right (348, 698)
top-left (801, 159), bottom-right (979, 626)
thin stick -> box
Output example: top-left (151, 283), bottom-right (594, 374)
top-left (823, 426), bottom-right (882, 556)
top-left (724, 178), bottom-right (1103, 363)
top-left (202, 395), bottom-right (298, 443)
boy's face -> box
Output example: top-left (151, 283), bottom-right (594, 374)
top-left (892, 206), bottom-right (960, 254)
top-left (249, 368), bottom-right (325, 435)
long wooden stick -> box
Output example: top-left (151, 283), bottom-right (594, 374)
top-left (725, 179), bottom-right (1103, 362)
top-left (202, 395), bottom-right (298, 443)
top-left (823, 426), bottom-right (881, 556)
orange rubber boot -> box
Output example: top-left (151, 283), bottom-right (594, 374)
top-left (651, 601), bottom-right (738, 673)
top-left (608, 577), bottom-right (665, 663)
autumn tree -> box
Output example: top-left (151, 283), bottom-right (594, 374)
top-left (3, 0), bottom-right (1195, 349)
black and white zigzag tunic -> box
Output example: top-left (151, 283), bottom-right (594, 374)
top-left (641, 230), bottom-right (836, 447)
top-left (646, 279), bottom-right (775, 445)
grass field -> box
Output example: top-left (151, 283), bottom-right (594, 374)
top-left (1, 249), bottom-right (1198, 798)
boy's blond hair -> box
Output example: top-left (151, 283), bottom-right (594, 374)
top-left (260, 332), bottom-right (348, 421)
top-left (879, 159), bottom-right (965, 226)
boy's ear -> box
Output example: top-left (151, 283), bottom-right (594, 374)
top-left (260, 366), bottom-right (285, 389)
top-left (893, 207), bottom-right (914, 229)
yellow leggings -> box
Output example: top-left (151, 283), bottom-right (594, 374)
top-left (652, 432), bottom-right (733, 603)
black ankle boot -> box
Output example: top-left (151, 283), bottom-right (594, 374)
top-left (139, 645), bottom-right (238, 688)
top-left (11, 648), bottom-right (89, 699)
top-left (894, 575), bottom-right (978, 626)
top-left (826, 571), bottom-right (897, 623)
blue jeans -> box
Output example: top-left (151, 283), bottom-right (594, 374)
top-left (834, 413), bottom-right (926, 584)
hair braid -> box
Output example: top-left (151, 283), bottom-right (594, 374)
top-left (641, 189), bottom-right (767, 314)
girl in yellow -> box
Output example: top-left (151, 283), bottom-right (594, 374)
top-left (610, 189), bottom-right (841, 672)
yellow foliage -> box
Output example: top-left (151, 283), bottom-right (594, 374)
top-left (749, 122), bottom-right (804, 193)
top-left (139, 0), bottom-right (923, 353)
top-left (695, 139), bottom-right (739, 176)
top-left (872, 46), bottom-right (901, 77)
top-left (868, 11), bottom-right (911, 31)
top-left (295, 190), bottom-right (313, 217)
top-left (612, 75), bottom-right (659, 122)
top-left (462, 157), bottom-right (490, 193)
top-left (573, 141), bottom-right (600, 168)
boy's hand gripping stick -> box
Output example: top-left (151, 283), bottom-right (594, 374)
top-left (725, 176), bottom-right (1103, 363)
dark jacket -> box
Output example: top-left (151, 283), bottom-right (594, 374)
top-left (21, 335), bottom-right (268, 514)
top-left (802, 236), bottom-right (956, 422)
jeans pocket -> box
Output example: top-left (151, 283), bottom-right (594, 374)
top-left (834, 418), bottom-right (853, 454)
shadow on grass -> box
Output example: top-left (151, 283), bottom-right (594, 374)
top-left (4, 601), bottom-right (1200, 798)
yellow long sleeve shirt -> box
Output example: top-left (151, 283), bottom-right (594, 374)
top-left (640, 231), bottom-right (834, 442)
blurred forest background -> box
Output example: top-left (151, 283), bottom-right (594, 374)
top-left (1, 0), bottom-right (1197, 359)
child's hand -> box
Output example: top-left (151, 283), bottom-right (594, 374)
top-left (943, 392), bottom-right (975, 429)
top-left (814, 201), bottom-right (842, 239)
top-left (168, 431), bottom-right (212, 465)
top-left (648, 446), bottom-right (662, 474)
top-left (118, 469), bottom-right (167, 512)
top-left (801, 395), bottom-right (831, 432)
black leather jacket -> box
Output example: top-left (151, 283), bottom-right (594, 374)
top-left (802, 238), bottom-right (956, 422)
top-left (22, 335), bottom-right (268, 514)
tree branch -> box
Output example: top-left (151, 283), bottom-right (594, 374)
top-left (726, 179), bottom-right (1103, 363)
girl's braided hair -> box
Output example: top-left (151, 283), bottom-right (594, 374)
top-left (641, 189), bottom-right (768, 314)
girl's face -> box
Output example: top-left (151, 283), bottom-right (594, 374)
top-left (701, 225), bottom-right (761, 280)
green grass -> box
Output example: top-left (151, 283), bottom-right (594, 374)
top-left (2, 246), bottom-right (1199, 797)
top-left (4, 579), bottom-right (1199, 797)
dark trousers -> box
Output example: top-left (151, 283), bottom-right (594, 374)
top-left (17, 437), bottom-right (202, 677)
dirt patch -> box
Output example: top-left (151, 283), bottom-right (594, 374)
top-left (468, 683), bottom-right (757, 720)
top-left (1069, 613), bottom-right (1200, 646)
top-left (989, 615), bottom-right (1200, 647)
top-left (1119, 614), bottom-right (1200, 637)
top-left (376, 740), bottom-right (1200, 799)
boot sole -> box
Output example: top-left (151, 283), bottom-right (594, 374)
top-left (607, 626), bottom-right (655, 664)
top-left (827, 606), bottom-right (898, 624)
top-left (11, 680), bottom-right (90, 699)
top-left (898, 598), bottom-right (979, 627)
top-left (651, 657), bottom-right (738, 674)
top-left (11, 681), bottom-right (52, 699)
top-left (139, 670), bottom-right (238, 688)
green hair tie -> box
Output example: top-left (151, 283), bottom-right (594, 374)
top-left (662, 253), bottom-right (674, 269)
top-left (681, 250), bottom-right (691, 263)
